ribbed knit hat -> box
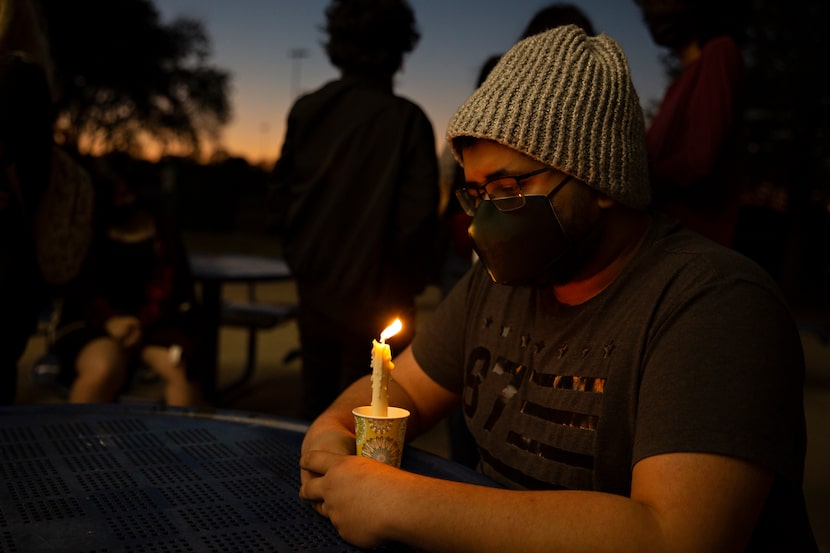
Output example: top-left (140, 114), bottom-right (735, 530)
top-left (447, 25), bottom-right (650, 209)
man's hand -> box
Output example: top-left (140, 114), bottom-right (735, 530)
top-left (299, 450), bottom-right (410, 549)
top-left (299, 424), bottom-right (356, 503)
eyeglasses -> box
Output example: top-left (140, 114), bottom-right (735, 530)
top-left (455, 167), bottom-right (554, 216)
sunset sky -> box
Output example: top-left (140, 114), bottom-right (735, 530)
top-left (154, 0), bottom-right (667, 167)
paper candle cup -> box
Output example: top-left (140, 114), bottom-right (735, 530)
top-left (352, 406), bottom-right (410, 468)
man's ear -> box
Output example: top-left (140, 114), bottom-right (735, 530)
top-left (596, 194), bottom-right (615, 209)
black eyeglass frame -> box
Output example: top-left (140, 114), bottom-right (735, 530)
top-left (455, 167), bottom-right (556, 216)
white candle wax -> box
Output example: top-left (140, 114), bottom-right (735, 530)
top-left (369, 319), bottom-right (402, 417)
top-left (370, 339), bottom-right (392, 416)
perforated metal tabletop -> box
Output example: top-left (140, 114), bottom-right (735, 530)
top-left (0, 404), bottom-right (494, 552)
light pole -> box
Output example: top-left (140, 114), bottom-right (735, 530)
top-left (259, 122), bottom-right (269, 166)
top-left (289, 48), bottom-right (309, 100)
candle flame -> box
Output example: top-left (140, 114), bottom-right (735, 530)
top-left (380, 318), bottom-right (403, 342)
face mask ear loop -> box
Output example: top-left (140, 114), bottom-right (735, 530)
top-left (544, 174), bottom-right (573, 239)
top-left (545, 175), bottom-right (573, 201)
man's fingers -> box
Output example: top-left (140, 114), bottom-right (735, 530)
top-left (299, 450), bottom-right (345, 504)
top-left (299, 449), bottom-right (340, 475)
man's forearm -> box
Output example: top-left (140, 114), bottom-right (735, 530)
top-left (301, 377), bottom-right (370, 455)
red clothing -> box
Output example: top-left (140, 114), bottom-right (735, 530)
top-left (646, 36), bottom-right (744, 247)
top-left (58, 207), bottom-right (198, 349)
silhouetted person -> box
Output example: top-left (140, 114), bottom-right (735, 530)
top-left (519, 2), bottom-right (596, 38)
top-left (475, 2), bottom-right (597, 80)
top-left (636, 0), bottom-right (748, 247)
top-left (436, 58), bottom-right (497, 300)
top-left (0, 51), bottom-right (52, 404)
top-left (269, 0), bottom-right (439, 420)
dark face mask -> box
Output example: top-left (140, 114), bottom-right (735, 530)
top-left (469, 177), bottom-right (571, 285)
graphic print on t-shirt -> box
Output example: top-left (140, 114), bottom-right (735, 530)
top-left (464, 317), bottom-right (611, 490)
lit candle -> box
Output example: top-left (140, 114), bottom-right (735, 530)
top-left (370, 318), bottom-right (402, 417)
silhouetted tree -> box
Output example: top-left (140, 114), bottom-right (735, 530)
top-left (40, 0), bottom-right (231, 159)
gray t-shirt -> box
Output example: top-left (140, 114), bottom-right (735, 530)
top-left (412, 214), bottom-right (817, 550)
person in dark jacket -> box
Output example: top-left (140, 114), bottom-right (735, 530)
top-left (269, 0), bottom-right (439, 420)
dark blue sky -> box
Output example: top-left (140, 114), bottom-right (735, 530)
top-left (156, 0), bottom-right (666, 165)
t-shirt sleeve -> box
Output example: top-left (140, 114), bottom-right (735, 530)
top-left (633, 275), bottom-right (807, 481)
top-left (411, 264), bottom-right (481, 393)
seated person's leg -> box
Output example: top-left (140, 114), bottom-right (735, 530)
top-left (141, 344), bottom-right (204, 407)
top-left (69, 337), bottom-right (128, 403)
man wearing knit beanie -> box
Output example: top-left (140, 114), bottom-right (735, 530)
top-left (299, 25), bottom-right (817, 552)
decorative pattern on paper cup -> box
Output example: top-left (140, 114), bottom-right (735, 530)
top-left (352, 406), bottom-right (410, 468)
top-left (361, 436), bottom-right (402, 467)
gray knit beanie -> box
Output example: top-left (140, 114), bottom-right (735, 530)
top-left (447, 24), bottom-right (650, 209)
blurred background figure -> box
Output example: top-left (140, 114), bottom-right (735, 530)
top-left (435, 58), bottom-right (494, 300)
top-left (635, 0), bottom-right (748, 247)
top-left (47, 153), bottom-right (206, 406)
top-left (269, 0), bottom-right (439, 420)
top-left (519, 2), bottom-right (596, 37)
top-left (0, 51), bottom-right (53, 405)
top-left (471, 2), bottom-right (597, 97)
